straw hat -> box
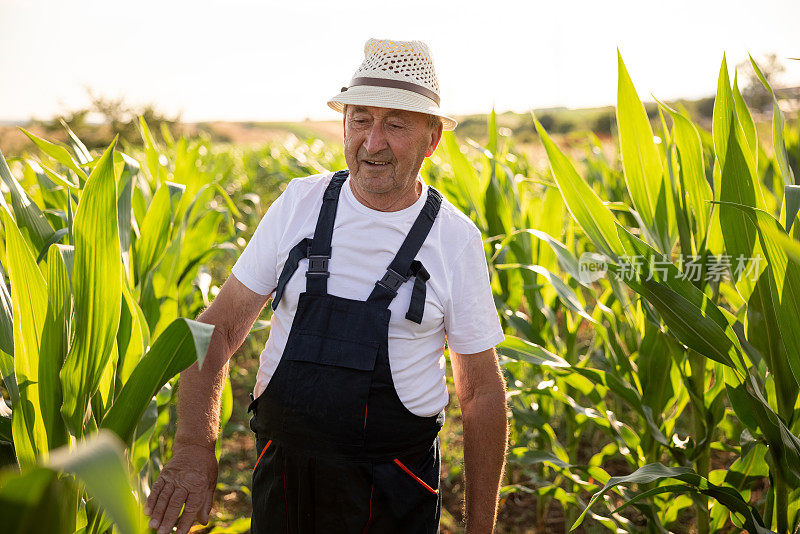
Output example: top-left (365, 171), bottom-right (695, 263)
top-left (328, 38), bottom-right (457, 131)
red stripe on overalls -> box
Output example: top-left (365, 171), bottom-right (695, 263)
top-left (393, 459), bottom-right (439, 495)
top-left (253, 440), bottom-right (272, 472)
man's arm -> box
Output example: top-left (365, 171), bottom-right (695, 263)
top-left (145, 274), bottom-right (269, 534)
top-left (450, 347), bottom-right (508, 534)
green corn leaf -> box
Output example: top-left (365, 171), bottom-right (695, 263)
top-left (567, 366), bottom-right (670, 448)
top-left (0, 262), bottom-right (14, 403)
top-left (616, 228), bottom-right (737, 333)
top-left (732, 74), bottom-right (758, 167)
top-left (60, 140), bottom-right (122, 436)
top-left (495, 263), bottom-right (595, 323)
top-left (26, 161), bottom-right (69, 218)
top-left (0, 148), bottom-right (55, 253)
top-left (0, 353), bottom-right (15, 407)
top-left (433, 133), bottom-right (485, 225)
top-left (0, 467), bottom-right (73, 533)
top-left (54, 244), bottom-right (74, 288)
top-left (115, 279), bottom-right (149, 392)
top-left (658, 101), bottom-right (712, 247)
top-left (0, 401), bottom-right (10, 442)
top-left (130, 399), bottom-right (158, 475)
top-left (610, 484), bottom-right (700, 518)
top-left (134, 182), bottom-right (184, 281)
top-left (92, 342), bottom-right (117, 420)
top-left (769, 227), bottom-right (800, 268)
top-left (216, 376), bottom-right (233, 460)
top-left (571, 463), bottom-right (772, 533)
top-left (38, 246), bottom-right (70, 450)
top-left (507, 448), bottom-right (573, 469)
top-left (750, 54), bottom-right (796, 186)
top-left (115, 152), bottom-right (140, 259)
top-left (496, 336), bottom-right (570, 368)
top-left (484, 157), bottom-right (513, 241)
top-left (134, 183), bottom-right (170, 279)
top-left (725, 442), bottom-right (769, 490)
top-left (535, 187), bottom-right (566, 272)
top-left (712, 56), bottom-right (764, 299)
top-left (638, 324), bottom-right (675, 417)
top-left (659, 107), bottom-right (694, 262)
top-left (616, 51), bottom-right (673, 254)
top-left (60, 119), bottom-right (92, 165)
top-left (101, 317), bottom-right (213, 445)
top-left (783, 184), bottom-right (800, 233)
top-left (747, 269), bottom-right (798, 417)
top-left (19, 128), bottom-right (87, 184)
top-left (726, 369), bottom-right (800, 489)
top-left (212, 182), bottom-right (241, 219)
top-left (618, 269), bottom-right (741, 372)
top-left (35, 228), bottom-right (68, 264)
top-left (712, 55), bottom-right (736, 169)
top-left (715, 201), bottom-right (800, 388)
top-left (176, 242), bottom-right (237, 287)
top-left (30, 159), bottom-right (79, 189)
top-left (495, 229), bottom-right (582, 285)
top-left (138, 116), bottom-right (164, 186)
top-left (533, 114), bottom-right (624, 259)
top-left (487, 107), bottom-right (498, 155)
top-left (3, 211), bottom-right (49, 468)
top-left (46, 431), bottom-right (147, 534)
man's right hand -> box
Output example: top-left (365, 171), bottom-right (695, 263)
top-left (144, 275), bottom-right (267, 533)
top-left (145, 443), bottom-right (218, 534)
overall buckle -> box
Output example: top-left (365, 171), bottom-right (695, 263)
top-left (306, 254), bottom-right (330, 278)
top-left (377, 268), bottom-right (407, 294)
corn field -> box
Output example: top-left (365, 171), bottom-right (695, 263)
top-left (1, 53), bottom-right (800, 533)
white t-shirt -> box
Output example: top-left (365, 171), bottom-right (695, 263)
top-left (231, 172), bottom-right (504, 417)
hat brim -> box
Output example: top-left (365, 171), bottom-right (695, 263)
top-left (328, 86), bottom-right (457, 131)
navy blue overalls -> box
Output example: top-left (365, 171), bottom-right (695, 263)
top-left (248, 170), bottom-right (445, 533)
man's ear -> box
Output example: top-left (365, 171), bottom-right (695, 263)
top-left (425, 121), bottom-right (444, 157)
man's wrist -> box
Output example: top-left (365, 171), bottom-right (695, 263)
top-left (174, 434), bottom-right (217, 453)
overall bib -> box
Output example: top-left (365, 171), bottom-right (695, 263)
top-left (249, 170), bottom-right (445, 533)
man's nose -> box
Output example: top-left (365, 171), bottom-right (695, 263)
top-left (363, 123), bottom-right (388, 154)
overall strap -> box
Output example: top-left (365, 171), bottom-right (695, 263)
top-left (271, 170), bottom-right (348, 310)
top-left (367, 186), bottom-right (442, 323)
top-left (271, 238), bottom-right (312, 310)
top-left (305, 170), bottom-right (348, 295)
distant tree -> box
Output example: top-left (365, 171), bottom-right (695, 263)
top-left (536, 113), bottom-right (556, 132)
top-left (86, 90), bottom-right (181, 145)
top-left (33, 88), bottom-right (181, 148)
top-left (737, 53), bottom-right (786, 113)
top-left (694, 96), bottom-right (716, 120)
top-left (592, 112), bottom-right (614, 134)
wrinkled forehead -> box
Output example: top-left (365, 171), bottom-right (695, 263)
top-left (346, 105), bottom-right (421, 121)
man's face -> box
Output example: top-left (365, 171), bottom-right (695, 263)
top-left (343, 105), bottom-right (443, 195)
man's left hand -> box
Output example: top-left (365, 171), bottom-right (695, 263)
top-left (450, 347), bottom-right (508, 534)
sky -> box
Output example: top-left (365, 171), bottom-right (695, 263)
top-left (2, 0), bottom-right (799, 123)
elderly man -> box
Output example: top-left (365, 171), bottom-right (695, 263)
top-left (145, 38), bottom-right (507, 534)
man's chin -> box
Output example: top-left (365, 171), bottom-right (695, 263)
top-left (352, 170), bottom-right (396, 193)
top-left (358, 163), bottom-right (393, 176)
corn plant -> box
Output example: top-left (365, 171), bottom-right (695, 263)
top-left (1, 431), bottom-right (149, 534)
top-left (426, 53), bottom-right (800, 532)
top-left (0, 125), bottom-right (221, 532)
top-left (0, 119), bottom-right (351, 531)
top-left (525, 54), bottom-right (799, 532)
